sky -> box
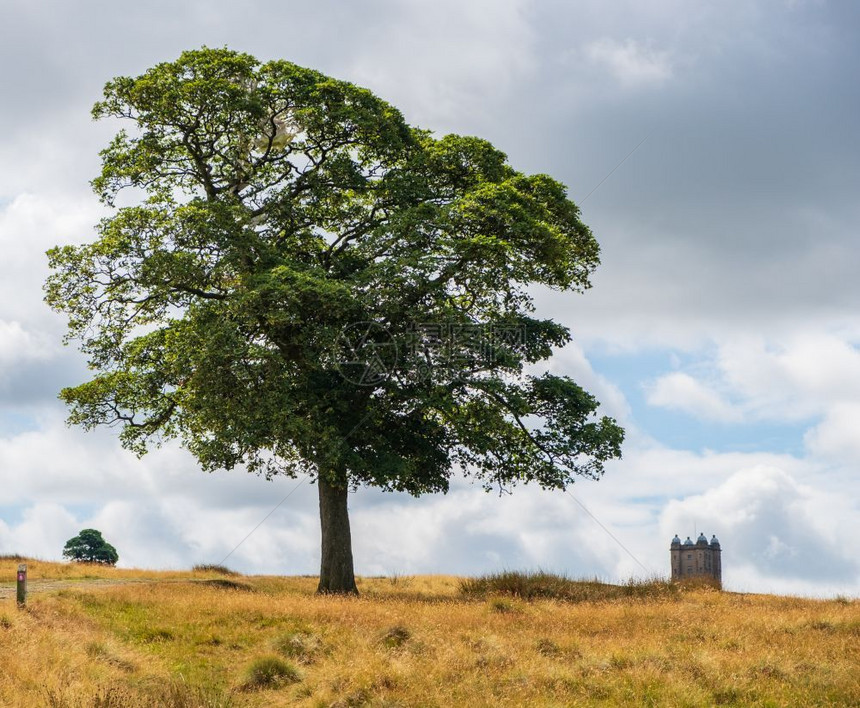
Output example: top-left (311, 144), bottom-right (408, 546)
top-left (0, 0), bottom-right (858, 597)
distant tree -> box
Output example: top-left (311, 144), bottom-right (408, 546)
top-left (45, 48), bottom-right (623, 594)
top-left (62, 529), bottom-right (119, 565)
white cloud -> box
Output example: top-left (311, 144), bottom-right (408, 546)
top-left (717, 333), bottom-right (860, 419)
top-left (584, 38), bottom-right (673, 87)
top-left (352, 479), bottom-right (644, 579)
top-left (0, 421), bottom-right (149, 506)
top-left (0, 503), bottom-right (80, 560)
top-left (804, 402), bottom-right (860, 463)
top-left (0, 320), bottom-right (52, 368)
top-left (0, 419), bottom-right (325, 571)
top-left (0, 193), bottom-right (102, 328)
top-left (343, 0), bottom-right (536, 130)
top-left (0, 404), bottom-right (856, 597)
top-left (646, 371), bottom-right (741, 422)
top-left (661, 465), bottom-right (860, 595)
top-left (548, 341), bottom-right (633, 425)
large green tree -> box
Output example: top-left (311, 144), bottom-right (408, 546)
top-left (46, 48), bottom-right (623, 594)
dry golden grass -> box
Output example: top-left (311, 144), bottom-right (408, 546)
top-left (0, 555), bottom-right (208, 581)
top-left (0, 559), bottom-right (857, 707)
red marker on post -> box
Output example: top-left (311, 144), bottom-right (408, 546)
top-left (16, 564), bottom-right (26, 607)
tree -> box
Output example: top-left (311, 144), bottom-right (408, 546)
top-left (45, 48), bottom-right (624, 594)
top-left (62, 529), bottom-right (119, 565)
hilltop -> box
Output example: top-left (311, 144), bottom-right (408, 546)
top-left (0, 557), bottom-right (857, 707)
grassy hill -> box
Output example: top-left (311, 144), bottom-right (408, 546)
top-left (0, 557), bottom-right (857, 707)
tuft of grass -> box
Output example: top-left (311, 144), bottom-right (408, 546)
top-left (534, 637), bottom-right (561, 657)
top-left (460, 570), bottom-right (681, 602)
top-left (84, 641), bottom-right (136, 673)
top-left (240, 655), bottom-right (301, 691)
top-left (489, 597), bottom-right (519, 613)
top-left (328, 687), bottom-right (373, 708)
top-left (45, 679), bottom-right (234, 707)
top-left (387, 571), bottom-right (407, 586)
top-left (712, 687), bottom-right (743, 705)
top-left (197, 578), bottom-right (253, 592)
top-left (672, 574), bottom-right (723, 592)
top-left (379, 624), bottom-right (411, 649)
top-left (192, 564), bottom-right (240, 576)
top-left (137, 627), bottom-right (175, 643)
top-left (274, 630), bottom-right (323, 664)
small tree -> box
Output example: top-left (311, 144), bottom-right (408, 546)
top-left (62, 529), bottom-right (119, 565)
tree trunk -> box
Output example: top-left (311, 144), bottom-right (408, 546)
top-left (317, 476), bottom-right (358, 595)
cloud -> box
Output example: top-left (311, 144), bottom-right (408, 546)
top-left (341, 0), bottom-right (536, 130)
top-left (547, 341), bottom-right (633, 425)
top-left (584, 38), bottom-right (673, 87)
top-left (646, 372), bottom-right (741, 422)
top-left (0, 503), bottom-right (79, 560)
top-left (0, 193), bottom-right (102, 327)
top-left (0, 193), bottom-right (105, 410)
top-left (0, 320), bottom-right (52, 368)
top-left (352, 481), bottom-right (630, 578)
top-left (0, 402), bottom-right (854, 597)
top-left (804, 403), bottom-right (860, 463)
top-left (717, 333), bottom-right (860, 421)
top-left (661, 465), bottom-right (860, 593)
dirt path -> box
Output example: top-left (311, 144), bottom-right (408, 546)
top-left (0, 578), bottom-right (159, 600)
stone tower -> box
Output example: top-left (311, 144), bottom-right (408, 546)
top-left (670, 533), bottom-right (721, 585)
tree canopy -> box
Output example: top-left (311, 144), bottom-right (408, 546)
top-left (62, 528), bottom-right (119, 565)
top-left (45, 47), bottom-right (624, 593)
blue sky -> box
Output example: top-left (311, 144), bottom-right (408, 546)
top-left (0, 0), bottom-right (858, 597)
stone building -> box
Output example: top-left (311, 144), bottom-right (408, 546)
top-left (670, 533), bottom-right (721, 584)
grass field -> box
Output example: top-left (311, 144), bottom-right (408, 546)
top-left (0, 557), bottom-right (857, 707)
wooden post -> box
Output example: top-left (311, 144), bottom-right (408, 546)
top-left (16, 564), bottom-right (26, 607)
